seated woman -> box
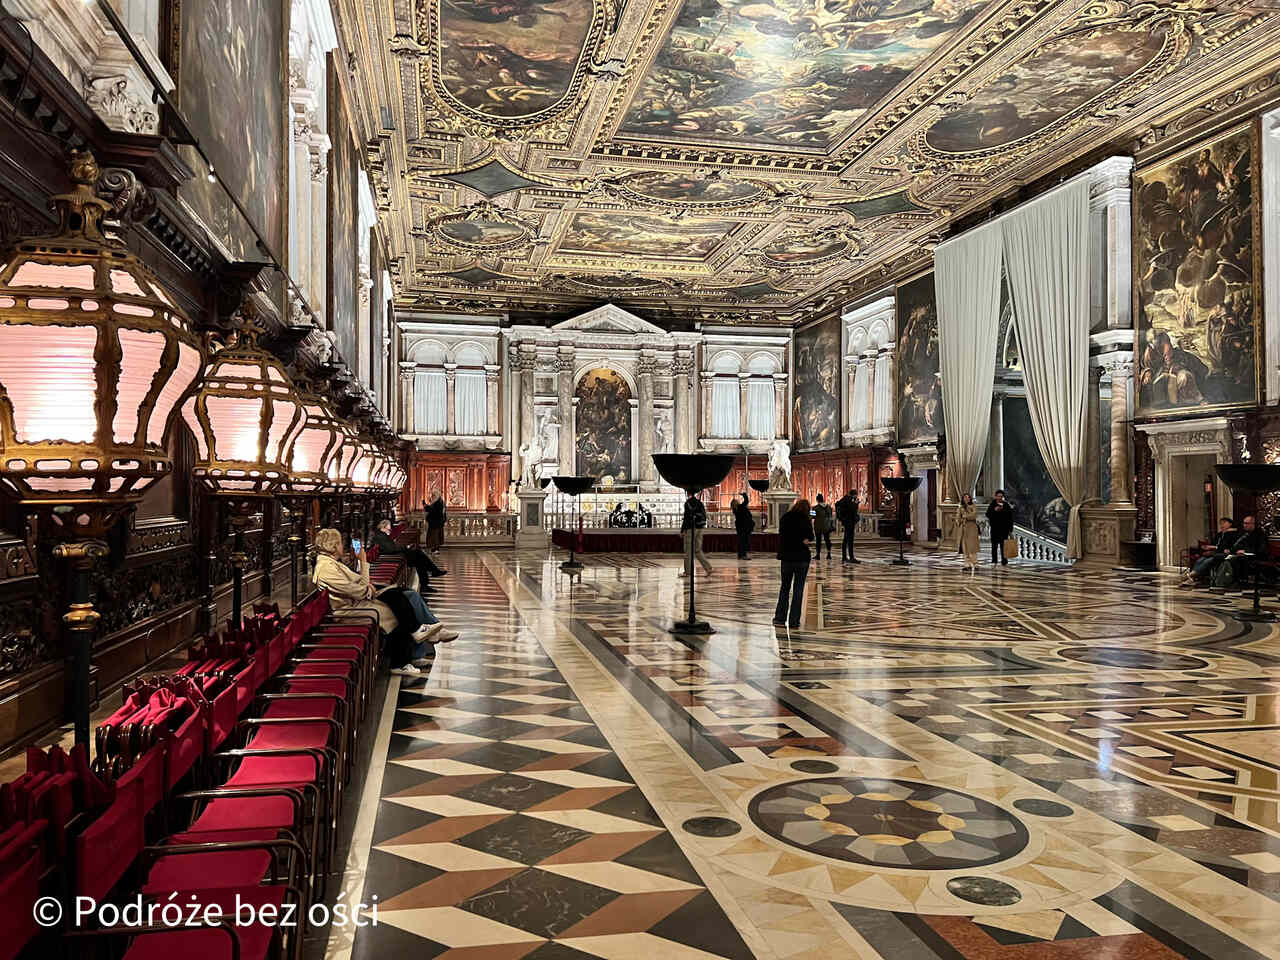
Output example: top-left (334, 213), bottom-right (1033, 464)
top-left (313, 528), bottom-right (455, 677)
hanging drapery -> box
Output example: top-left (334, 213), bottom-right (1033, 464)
top-left (455, 370), bottom-right (487, 435)
top-left (746, 378), bottom-right (774, 439)
top-left (414, 370), bottom-right (447, 434)
top-left (936, 220), bottom-right (1003, 501)
top-left (711, 377), bottom-right (739, 438)
top-left (1001, 179), bottom-right (1091, 559)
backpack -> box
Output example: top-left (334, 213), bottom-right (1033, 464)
top-left (1210, 561), bottom-right (1236, 588)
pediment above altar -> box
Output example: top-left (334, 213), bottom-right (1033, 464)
top-left (550, 304), bottom-right (670, 338)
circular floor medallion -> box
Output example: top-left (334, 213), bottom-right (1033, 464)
top-left (683, 816), bottom-right (742, 838)
top-left (946, 876), bottom-right (1022, 906)
top-left (749, 777), bottom-right (1028, 870)
top-left (1012, 798), bottom-right (1074, 818)
top-left (1056, 646), bottom-right (1208, 671)
top-left (791, 760), bottom-right (840, 774)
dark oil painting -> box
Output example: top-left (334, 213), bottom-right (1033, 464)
top-left (575, 368), bottom-right (632, 481)
top-left (175, 0), bottom-right (284, 260)
top-left (1134, 124), bottom-right (1257, 418)
top-left (927, 26), bottom-right (1167, 154)
top-left (438, 218), bottom-right (527, 247)
top-left (895, 272), bottom-right (943, 445)
top-left (835, 190), bottom-right (926, 221)
top-left (560, 212), bottom-right (734, 258)
top-left (1002, 396), bottom-right (1067, 543)
top-left (761, 235), bottom-right (847, 265)
top-left (620, 0), bottom-right (990, 148)
top-left (622, 170), bottom-right (765, 206)
top-left (791, 314), bottom-right (840, 452)
top-left (329, 56), bottom-right (360, 367)
top-left (437, 0), bottom-right (597, 119)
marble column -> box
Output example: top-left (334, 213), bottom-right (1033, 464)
top-left (773, 372), bottom-right (788, 439)
top-left (557, 353), bottom-right (574, 473)
top-left (700, 374), bottom-right (713, 440)
top-left (737, 373), bottom-right (749, 439)
top-left (444, 364), bottom-right (457, 436)
top-left (673, 357), bottom-right (693, 454)
top-left (871, 350), bottom-right (893, 432)
top-left (1106, 356), bottom-right (1134, 503)
top-left (519, 353), bottom-right (535, 467)
top-left (485, 365), bottom-right (500, 436)
top-left (638, 356), bottom-right (655, 481)
top-left (308, 137), bottom-right (330, 325)
top-left (289, 98), bottom-right (315, 296)
top-left (1263, 109), bottom-right (1280, 402)
top-left (1086, 364), bottom-right (1103, 503)
top-left (398, 362), bottom-right (415, 433)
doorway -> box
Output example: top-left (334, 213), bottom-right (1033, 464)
top-left (1168, 452), bottom-right (1219, 565)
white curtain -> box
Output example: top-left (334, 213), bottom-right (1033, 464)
top-left (746, 378), bottom-right (774, 438)
top-left (455, 370), bottom-right (486, 435)
top-left (1001, 179), bottom-right (1091, 558)
top-left (711, 377), bottom-right (739, 438)
top-left (936, 221), bottom-right (1004, 501)
top-left (414, 370), bottom-right (446, 434)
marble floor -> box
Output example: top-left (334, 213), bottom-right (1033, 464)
top-left (335, 543), bottom-right (1280, 960)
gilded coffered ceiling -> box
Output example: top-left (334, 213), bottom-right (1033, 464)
top-left (331, 0), bottom-right (1279, 324)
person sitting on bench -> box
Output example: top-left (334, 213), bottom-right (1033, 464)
top-left (1184, 517), bottom-right (1238, 585)
top-left (1186, 515), bottom-right (1265, 586)
top-left (372, 518), bottom-right (447, 594)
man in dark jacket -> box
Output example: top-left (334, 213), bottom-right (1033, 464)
top-left (1185, 517), bottom-right (1237, 585)
top-left (812, 494), bottom-right (833, 560)
top-left (732, 493), bottom-right (755, 559)
top-left (373, 518), bottom-right (447, 593)
top-left (425, 492), bottom-right (447, 553)
top-left (1226, 515), bottom-right (1268, 582)
top-left (679, 493), bottom-right (712, 577)
top-left (836, 490), bottom-right (860, 564)
top-left (986, 490), bottom-right (1015, 565)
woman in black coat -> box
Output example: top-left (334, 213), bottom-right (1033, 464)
top-left (774, 498), bottom-right (814, 629)
top-left (985, 489), bottom-right (1015, 566)
top-left (732, 493), bottom-right (755, 559)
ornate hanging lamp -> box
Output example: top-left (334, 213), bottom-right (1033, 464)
top-left (0, 151), bottom-right (204, 746)
top-left (180, 322), bottom-right (308, 625)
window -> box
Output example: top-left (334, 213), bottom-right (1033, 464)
top-left (747, 379), bottom-right (774, 439)
top-left (414, 370), bottom-right (446, 434)
top-left (455, 370), bottom-right (486, 435)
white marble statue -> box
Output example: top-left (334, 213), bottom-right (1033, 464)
top-left (768, 438), bottom-right (792, 489)
top-left (654, 412), bottom-right (672, 454)
top-left (519, 415), bottom-right (552, 486)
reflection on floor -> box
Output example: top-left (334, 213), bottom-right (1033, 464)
top-left (340, 544), bottom-right (1280, 959)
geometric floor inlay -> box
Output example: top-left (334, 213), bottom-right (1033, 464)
top-left (749, 777), bottom-right (1029, 869)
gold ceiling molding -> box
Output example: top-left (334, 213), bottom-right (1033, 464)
top-left (330, 0), bottom-right (1280, 324)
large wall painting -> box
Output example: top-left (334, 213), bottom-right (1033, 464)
top-left (792, 314), bottom-right (840, 453)
top-left (620, 0), bottom-right (990, 148)
top-left (559, 212), bottom-right (733, 259)
top-left (1002, 396), bottom-right (1067, 542)
top-left (172, 0), bottom-right (284, 261)
top-left (575, 369), bottom-right (632, 481)
top-left (925, 25), bottom-right (1169, 154)
top-left (329, 57), bottom-right (360, 366)
top-left (1134, 123), bottom-right (1258, 418)
top-left (895, 272), bottom-right (943, 446)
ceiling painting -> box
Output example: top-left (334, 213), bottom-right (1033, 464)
top-left (924, 23), bottom-right (1175, 155)
top-left (556, 211), bottom-right (739, 258)
top-left (337, 0), bottom-right (1280, 322)
top-left (619, 0), bottom-right (993, 148)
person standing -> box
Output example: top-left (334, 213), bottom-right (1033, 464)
top-left (732, 493), bottom-right (755, 559)
top-left (836, 490), bottom-right (860, 564)
top-left (774, 498), bottom-right (814, 629)
top-left (425, 491), bottom-right (447, 553)
top-left (955, 493), bottom-right (980, 572)
top-left (679, 492), bottom-right (712, 577)
top-left (986, 489), bottom-right (1014, 566)
top-left (812, 494), bottom-right (833, 560)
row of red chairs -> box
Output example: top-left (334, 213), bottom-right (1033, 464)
top-left (4, 553), bottom-right (409, 960)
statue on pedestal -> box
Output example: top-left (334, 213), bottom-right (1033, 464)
top-left (519, 412), bottom-right (556, 486)
top-left (768, 438), bottom-right (792, 490)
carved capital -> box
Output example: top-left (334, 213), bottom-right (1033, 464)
top-left (84, 74), bottom-right (159, 135)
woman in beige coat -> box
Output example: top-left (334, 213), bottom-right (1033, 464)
top-left (956, 493), bottom-right (981, 572)
top-left (313, 527), bottom-right (397, 631)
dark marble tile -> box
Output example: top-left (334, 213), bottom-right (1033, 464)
top-left (458, 867), bottom-right (619, 939)
top-left (455, 813), bottom-right (594, 865)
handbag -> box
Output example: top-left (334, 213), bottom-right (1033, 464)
top-left (1003, 537), bottom-right (1019, 559)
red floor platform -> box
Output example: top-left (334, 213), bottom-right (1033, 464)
top-left (551, 526), bottom-right (780, 554)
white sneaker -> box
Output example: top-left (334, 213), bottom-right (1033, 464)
top-left (391, 664), bottom-right (421, 676)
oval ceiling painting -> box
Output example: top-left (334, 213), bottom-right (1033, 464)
top-left (760, 235), bottom-right (850, 267)
top-left (926, 26), bottom-right (1170, 154)
top-left (621, 171), bottom-right (768, 209)
top-left (437, 217), bottom-right (529, 250)
top-left (432, 0), bottom-right (603, 121)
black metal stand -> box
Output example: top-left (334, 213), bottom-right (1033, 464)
top-left (1236, 557), bottom-right (1276, 622)
top-left (54, 540), bottom-right (108, 748)
top-left (673, 528), bottom-right (713, 635)
top-left (892, 503), bottom-right (911, 566)
top-left (561, 494), bottom-right (583, 571)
